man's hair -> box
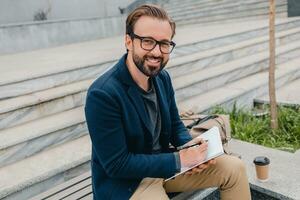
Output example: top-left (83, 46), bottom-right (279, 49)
top-left (126, 4), bottom-right (176, 38)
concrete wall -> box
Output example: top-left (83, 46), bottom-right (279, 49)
top-left (0, 0), bottom-right (168, 54)
top-left (0, 16), bottom-right (126, 55)
top-left (0, 0), bottom-right (134, 25)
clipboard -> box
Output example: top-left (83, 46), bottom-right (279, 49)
top-left (164, 126), bottom-right (224, 182)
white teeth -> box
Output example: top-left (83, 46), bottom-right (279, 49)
top-left (147, 58), bottom-right (160, 63)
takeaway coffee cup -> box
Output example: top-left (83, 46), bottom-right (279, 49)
top-left (253, 156), bottom-right (270, 182)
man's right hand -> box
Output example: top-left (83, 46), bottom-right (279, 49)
top-left (178, 139), bottom-right (208, 168)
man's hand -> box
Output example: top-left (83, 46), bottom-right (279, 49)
top-left (178, 138), bottom-right (208, 169)
top-left (183, 136), bottom-right (205, 147)
top-left (179, 138), bottom-right (217, 175)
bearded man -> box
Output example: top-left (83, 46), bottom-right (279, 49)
top-left (85, 4), bottom-right (251, 200)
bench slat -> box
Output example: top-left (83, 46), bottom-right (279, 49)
top-left (63, 185), bottom-right (93, 200)
top-left (78, 193), bottom-right (93, 200)
top-left (47, 178), bottom-right (91, 200)
top-left (30, 171), bottom-right (91, 200)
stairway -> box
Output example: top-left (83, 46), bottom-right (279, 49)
top-left (0, 1), bottom-right (300, 199)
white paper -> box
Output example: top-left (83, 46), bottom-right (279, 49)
top-left (165, 126), bottom-right (224, 182)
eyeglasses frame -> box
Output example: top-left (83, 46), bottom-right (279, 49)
top-left (129, 32), bottom-right (176, 54)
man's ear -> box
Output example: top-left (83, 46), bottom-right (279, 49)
top-left (125, 34), bottom-right (133, 51)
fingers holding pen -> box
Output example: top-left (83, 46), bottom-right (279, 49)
top-left (177, 137), bottom-right (208, 151)
top-left (182, 142), bottom-right (207, 153)
top-left (179, 138), bottom-right (209, 168)
top-left (188, 140), bottom-right (208, 155)
top-left (192, 139), bottom-right (208, 152)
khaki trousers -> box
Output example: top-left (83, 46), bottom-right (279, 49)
top-left (130, 155), bottom-right (251, 200)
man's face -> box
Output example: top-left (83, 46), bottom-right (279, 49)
top-left (126, 16), bottom-right (173, 77)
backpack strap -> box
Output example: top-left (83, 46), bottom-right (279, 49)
top-left (186, 115), bottom-right (218, 129)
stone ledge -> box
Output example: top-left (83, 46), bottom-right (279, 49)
top-left (229, 139), bottom-right (300, 200)
top-left (171, 187), bottom-right (218, 200)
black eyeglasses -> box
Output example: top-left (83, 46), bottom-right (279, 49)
top-left (130, 33), bottom-right (176, 54)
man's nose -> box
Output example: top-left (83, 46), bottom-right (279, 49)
top-left (150, 43), bottom-right (162, 56)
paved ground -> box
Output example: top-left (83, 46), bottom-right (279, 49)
top-left (229, 139), bottom-right (300, 200)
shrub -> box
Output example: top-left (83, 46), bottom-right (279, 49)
top-left (211, 105), bottom-right (300, 152)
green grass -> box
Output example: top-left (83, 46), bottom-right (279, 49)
top-left (211, 105), bottom-right (300, 152)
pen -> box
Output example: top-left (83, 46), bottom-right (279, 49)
top-left (177, 140), bottom-right (209, 151)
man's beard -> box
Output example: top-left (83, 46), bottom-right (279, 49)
top-left (132, 51), bottom-right (168, 77)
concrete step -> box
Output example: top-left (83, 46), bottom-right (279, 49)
top-left (172, 18), bottom-right (300, 57)
top-left (254, 78), bottom-right (300, 107)
top-left (176, 4), bottom-right (287, 26)
top-left (0, 36), bottom-right (122, 100)
top-left (169, 26), bottom-right (300, 78)
top-left (166, 0), bottom-right (231, 13)
top-left (1, 18), bottom-right (300, 101)
top-left (171, 0), bottom-right (286, 21)
top-left (0, 107), bottom-right (86, 168)
top-left (0, 136), bottom-right (91, 200)
top-left (2, 24), bottom-right (300, 130)
top-left (173, 40), bottom-right (300, 102)
top-left (165, 0), bottom-right (209, 6)
top-left (166, 0), bottom-right (286, 15)
top-left (166, 0), bottom-right (284, 14)
top-left (0, 79), bottom-right (91, 130)
top-left (175, 2), bottom-right (287, 22)
top-left (178, 57), bottom-right (300, 113)
top-left (179, 12), bottom-right (287, 27)
top-left (165, 0), bottom-right (240, 11)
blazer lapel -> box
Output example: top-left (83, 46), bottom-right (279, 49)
top-left (153, 76), bottom-right (170, 133)
top-left (127, 86), bottom-right (153, 134)
top-left (117, 54), bottom-right (153, 134)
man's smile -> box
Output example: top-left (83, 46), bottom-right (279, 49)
top-left (146, 56), bottom-right (162, 66)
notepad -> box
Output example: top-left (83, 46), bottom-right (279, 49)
top-left (165, 126), bottom-right (224, 182)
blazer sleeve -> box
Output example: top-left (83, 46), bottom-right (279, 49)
top-left (164, 71), bottom-right (192, 147)
top-left (85, 88), bottom-right (178, 179)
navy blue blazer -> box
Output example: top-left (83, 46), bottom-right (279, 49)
top-left (85, 54), bottom-right (192, 200)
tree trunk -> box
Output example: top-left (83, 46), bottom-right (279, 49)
top-left (269, 0), bottom-right (278, 130)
